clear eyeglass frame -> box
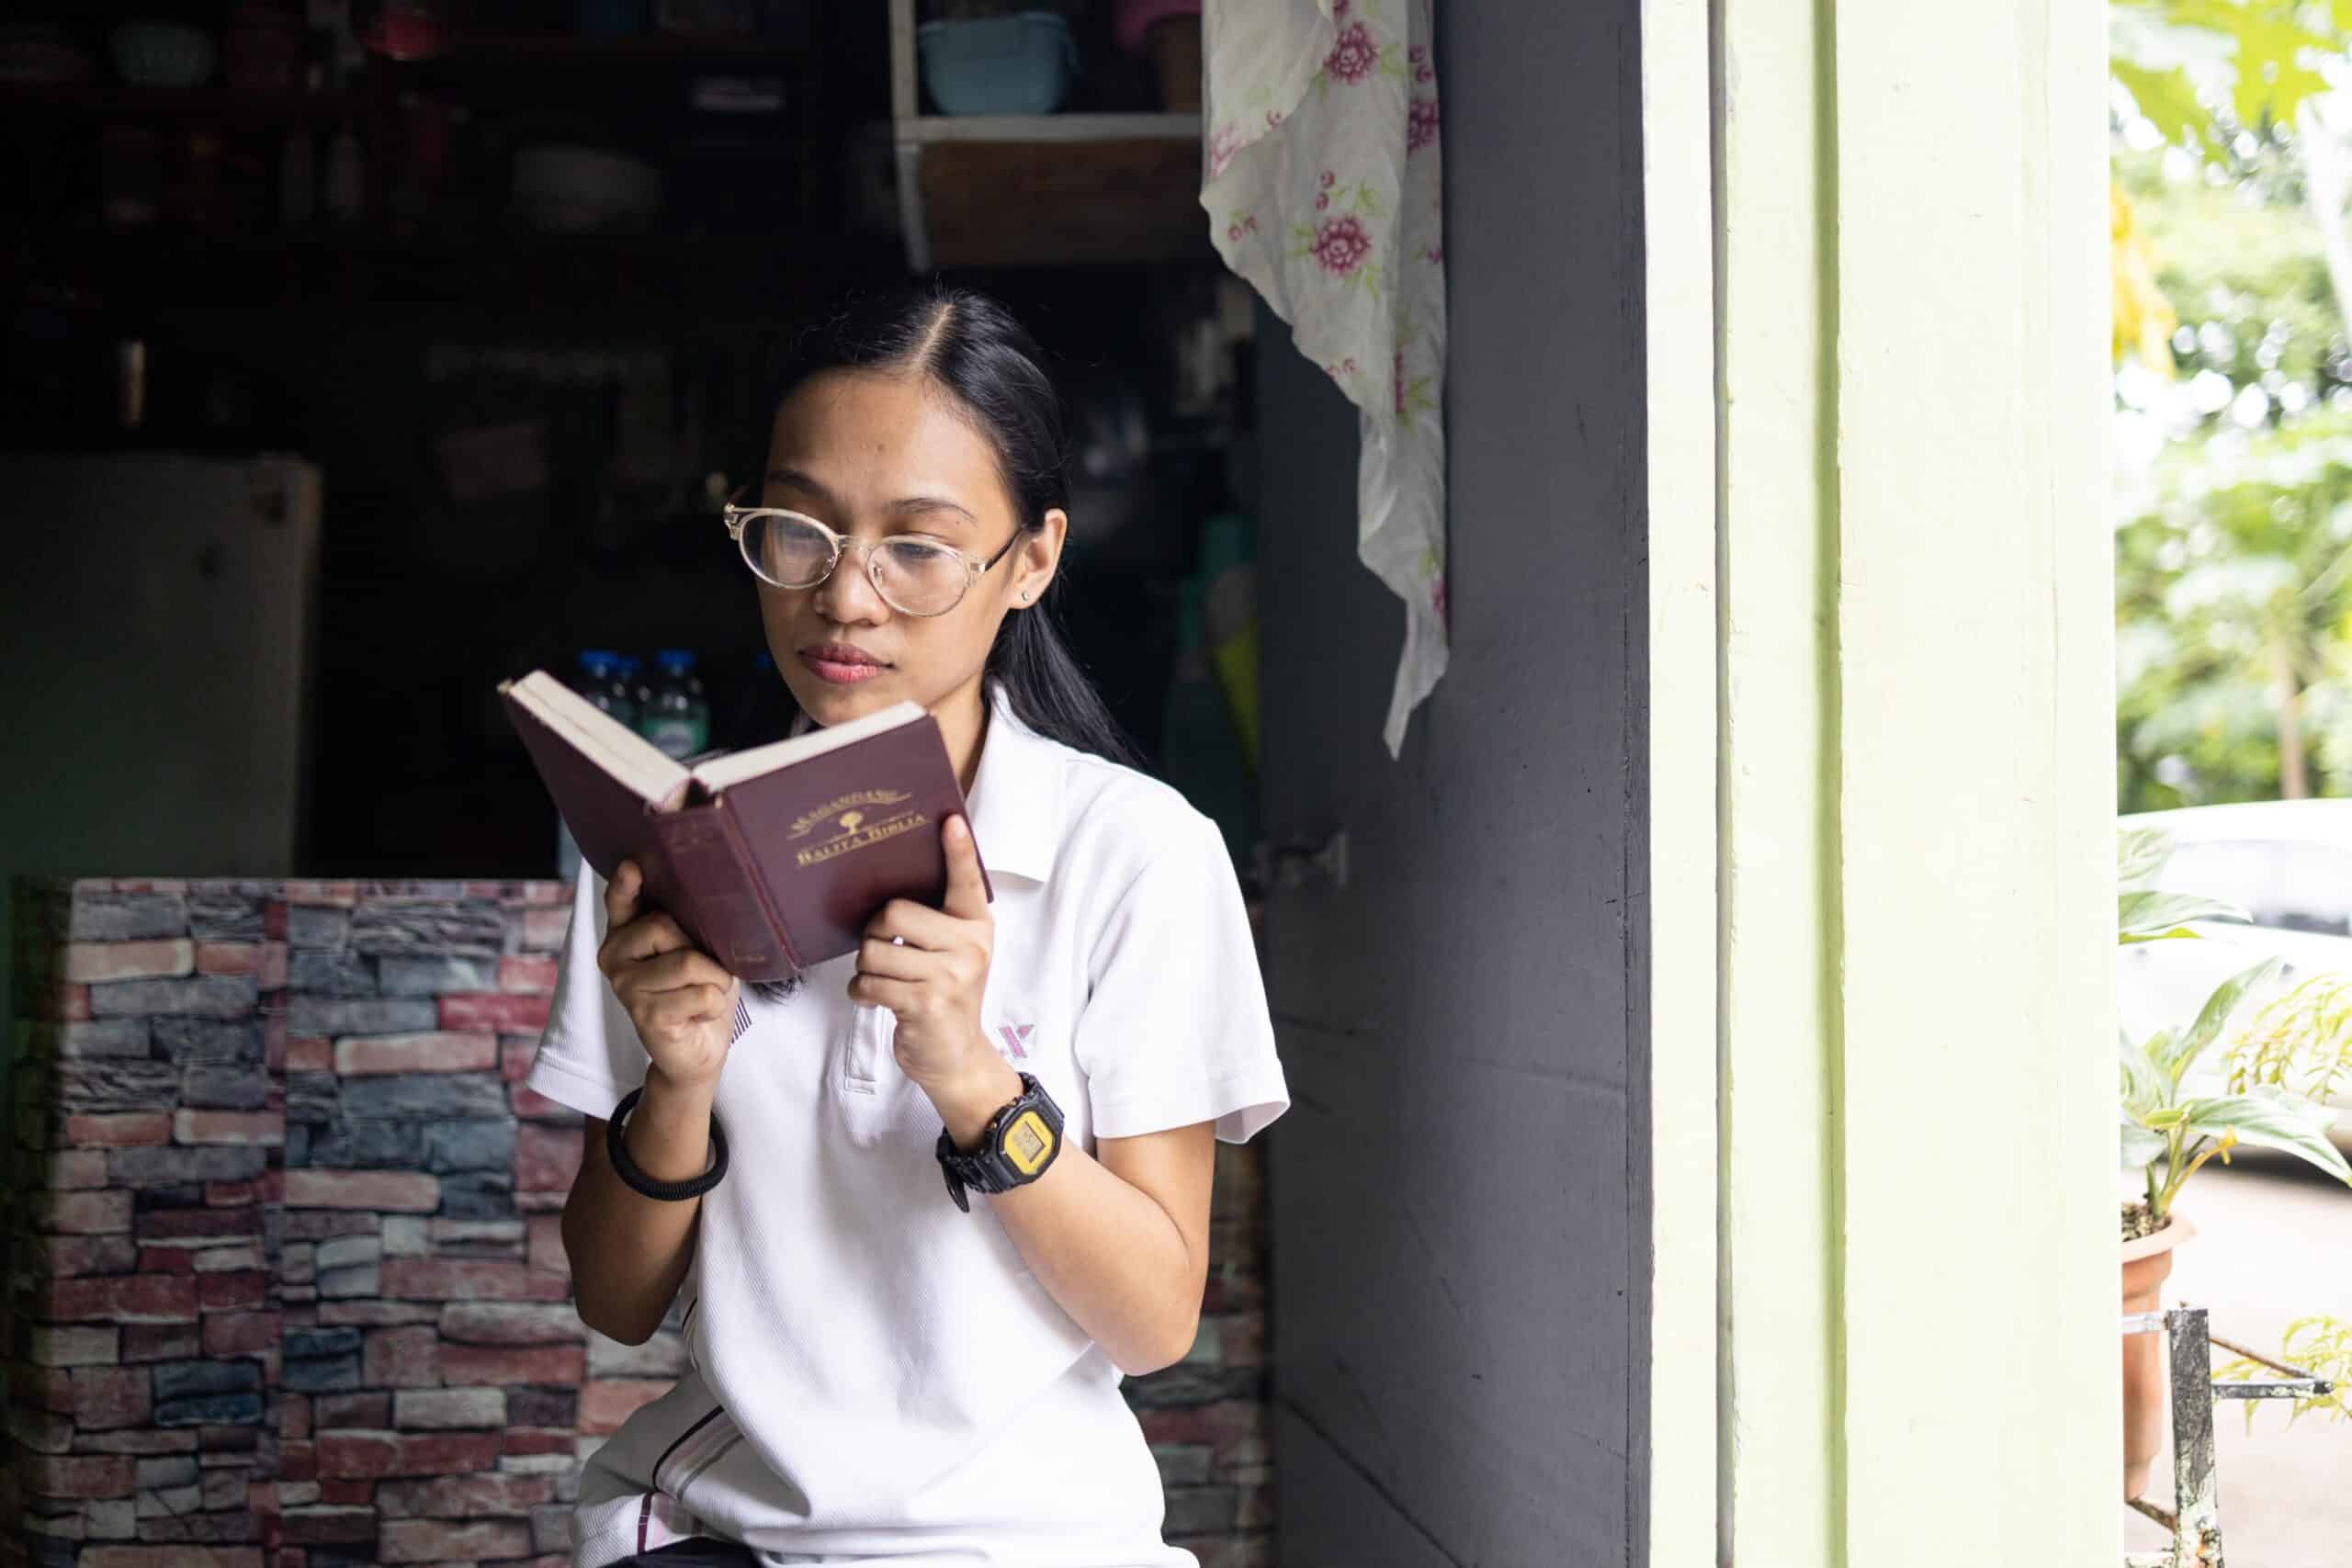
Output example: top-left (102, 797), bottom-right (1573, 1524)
top-left (719, 488), bottom-right (1022, 618)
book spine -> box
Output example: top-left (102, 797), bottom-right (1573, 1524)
top-left (709, 794), bottom-right (800, 975)
top-left (646, 804), bottom-right (795, 982)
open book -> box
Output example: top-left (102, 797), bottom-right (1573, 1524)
top-left (499, 670), bottom-right (988, 981)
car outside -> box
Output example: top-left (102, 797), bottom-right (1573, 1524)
top-left (2120, 799), bottom-right (2352, 1155)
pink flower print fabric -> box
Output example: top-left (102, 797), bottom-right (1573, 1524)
top-left (1311, 215), bottom-right (1373, 275)
top-left (1203, 0), bottom-right (1448, 756)
top-left (1325, 22), bottom-right (1378, 83)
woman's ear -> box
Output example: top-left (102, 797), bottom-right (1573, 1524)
top-left (1014, 509), bottom-right (1068, 604)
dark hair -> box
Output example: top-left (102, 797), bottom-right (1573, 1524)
top-left (748, 286), bottom-right (1138, 1006)
top-left (777, 283), bottom-right (1141, 770)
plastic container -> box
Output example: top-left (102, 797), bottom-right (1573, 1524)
top-left (636, 649), bottom-right (710, 761)
top-left (917, 13), bottom-right (1076, 117)
top-left (511, 143), bottom-right (663, 234)
top-left (110, 21), bottom-right (216, 87)
top-left (1146, 17), bottom-right (1200, 111)
top-left (1112, 0), bottom-right (1201, 111)
top-left (324, 121), bottom-right (363, 223)
top-left (0, 23), bottom-right (97, 85)
top-left (573, 0), bottom-right (648, 36)
top-left (223, 0), bottom-right (306, 94)
top-left (556, 650), bottom-right (637, 880)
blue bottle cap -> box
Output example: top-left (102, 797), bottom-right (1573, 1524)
top-left (655, 649), bottom-right (696, 671)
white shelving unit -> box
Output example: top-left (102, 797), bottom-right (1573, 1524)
top-left (887, 0), bottom-right (1204, 269)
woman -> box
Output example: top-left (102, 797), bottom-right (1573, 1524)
top-left (526, 286), bottom-right (1290, 1567)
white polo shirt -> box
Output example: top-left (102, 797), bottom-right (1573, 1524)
top-left (526, 683), bottom-right (1291, 1568)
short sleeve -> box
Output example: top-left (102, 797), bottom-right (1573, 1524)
top-left (524, 869), bottom-right (650, 1122)
top-left (1075, 809), bottom-right (1290, 1145)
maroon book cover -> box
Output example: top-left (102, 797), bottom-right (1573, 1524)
top-left (499, 674), bottom-right (988, 982)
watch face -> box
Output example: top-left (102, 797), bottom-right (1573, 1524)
top-left (1001, 1110), bottom-right (1056, 1176)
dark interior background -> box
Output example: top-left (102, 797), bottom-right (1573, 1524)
top-left (1, 0), bottom-right (1259, 879)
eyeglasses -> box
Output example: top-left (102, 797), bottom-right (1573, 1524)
top-left (720, 490), bottom-right (1023, 618)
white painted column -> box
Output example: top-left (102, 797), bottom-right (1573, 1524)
top-left (1639, 0), bottom-right (1721, 1562)
top-left (1674, 1), bottom-right (2118, 1562)
top-left (1711, 0), bottom-right (1843, 1560)
top-left (1828, 0), bottom-right (2116, 1558)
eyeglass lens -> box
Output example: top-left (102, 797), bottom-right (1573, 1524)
top-left (740, 513), bottom-right (971, 615)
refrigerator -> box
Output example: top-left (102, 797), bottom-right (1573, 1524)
top-left (2, 450), bottom-right (321, 1055)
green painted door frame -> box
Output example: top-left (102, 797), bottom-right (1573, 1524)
top-left (1643, 2), bottom-right (2119, 1562)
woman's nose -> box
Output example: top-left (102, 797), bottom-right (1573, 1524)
top-left (813, 540), bottom-right (888, 623)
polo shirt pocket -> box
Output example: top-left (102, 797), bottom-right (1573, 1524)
top-left (833, 999), bottom-right (894, 1100)
top-left (827, 1001), bottom-right (933, 1150)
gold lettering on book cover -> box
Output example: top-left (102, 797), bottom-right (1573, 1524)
top-left (793, 810), bottom-right (929, 868)
top-left (787, 790), bottom-right (915, 841)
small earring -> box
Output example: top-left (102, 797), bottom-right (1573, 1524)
top-left (1020, 588), bottom-right (1034, 603)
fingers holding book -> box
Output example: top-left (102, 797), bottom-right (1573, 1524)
top-left (599, 857), bottom-right (741, 1092)
top-left (853, 816), bottom-right (997, 1095)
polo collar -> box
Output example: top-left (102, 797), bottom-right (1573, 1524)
top-left (789, 684), bottom-right (1060, 884)
top-left (964, 682), bottom-right (1061, 885)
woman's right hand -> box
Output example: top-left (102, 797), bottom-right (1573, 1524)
top-left (596, 858), bottom-right (741, 1092)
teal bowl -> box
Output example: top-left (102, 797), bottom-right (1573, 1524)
top-left (918, 13), bottom-right (1077, 117)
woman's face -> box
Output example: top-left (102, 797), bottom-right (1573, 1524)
top-left (756, 368), bottom-right (1061, 729)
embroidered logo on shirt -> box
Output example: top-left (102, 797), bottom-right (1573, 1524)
top-left (995, 1023), bottom-right (1033, 1060)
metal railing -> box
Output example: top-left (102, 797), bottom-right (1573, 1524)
top-left (2121, 1303), bottom-right (2336, 1568)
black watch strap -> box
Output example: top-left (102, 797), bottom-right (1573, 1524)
top-left (937, 1072), bottom-right (1061, 1213)
top-left (607, 1086), bottom-right (729, 1201)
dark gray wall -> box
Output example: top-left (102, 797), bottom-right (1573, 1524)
top-left (1258, 2), bottom-right (1649, 1562)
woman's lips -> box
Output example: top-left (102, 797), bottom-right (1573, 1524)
top-left (799, 646), bottom-right (889, 685)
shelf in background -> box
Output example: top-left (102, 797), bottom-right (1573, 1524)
top-left (0, 31), bottom-right (815, 121)
top-left (2, 224), bottom-right (876, 311)
top-left (907, 137), bottom-right (1210, 269)
top-left (413, 31), bottom-right (811, 63)
top-left (0, 85), bottom-right (366, 126)
top-left (892, 112), bottom-right (1200, 145)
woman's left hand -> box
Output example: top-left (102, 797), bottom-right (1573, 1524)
top-left (853, 814), bottom-right (997, 1092)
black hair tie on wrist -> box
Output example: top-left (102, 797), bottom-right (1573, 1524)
top-left (606, 1086), bottom-right (729, 1201)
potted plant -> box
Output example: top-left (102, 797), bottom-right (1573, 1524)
top-left (2115, 826), bottom-right (2352, 1499)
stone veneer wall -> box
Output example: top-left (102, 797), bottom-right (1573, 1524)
top-left (5, 877), bottom-right (1272, 1568)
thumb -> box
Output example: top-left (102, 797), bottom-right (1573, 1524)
top-left (604, 858), bottom-right (641, 931)
top-left (940, 816), bottom-right (989, 921)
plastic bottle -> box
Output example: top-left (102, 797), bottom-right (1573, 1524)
top-left (614, 653), bottom-right (647, 728)
top-left (637, 648), bottom-right (711, 761)
top-left (556, 649), bottom-right (637, 880)
top-left (323, 119), bottom-right (363, 223)
top-left (279, 128), bottom-right (316, 228)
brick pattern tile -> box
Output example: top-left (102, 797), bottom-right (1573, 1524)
top-left (6, 875), bottom-right (1277, 1564)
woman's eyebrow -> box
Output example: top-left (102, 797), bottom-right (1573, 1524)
top-left (886, 495), bottom-right (978, 525)
top-left (765, 468), bottom-right (978, 528)
top-left (764, 467), bottom-right (835, 505)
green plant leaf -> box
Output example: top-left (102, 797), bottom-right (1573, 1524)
top-left (2123, 1117), bottom-right (2172, 1169)
top-left (2114, 60), bottom-right (2214, 146)
top-left (2118, 825), bottom-right (2177, 892)
top-left (2120, 890), bottom-right (2253, 942)
top-left (2160, 957), bottom-right (2287, 1083)
top-left (2224, 971), bottom-right (2352, 1100)
top-left (2122, 1027), bottom-right (2171, 1114)
top-left (2176, 1086), bottom-right (2352, 1186)
top-left (2223, 14), bottom-right (2332, 127)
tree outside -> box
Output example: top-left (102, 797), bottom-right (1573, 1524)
top-left (2112, 0), bottom-right (2352, 810)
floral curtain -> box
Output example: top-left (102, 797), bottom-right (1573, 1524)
top-left (1203, 0), bottom-right (1447, 757)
